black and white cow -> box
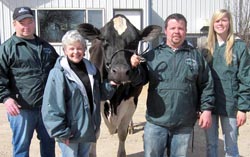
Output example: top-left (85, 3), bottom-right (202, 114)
top-left (77, 14), bottom-right (161, 157)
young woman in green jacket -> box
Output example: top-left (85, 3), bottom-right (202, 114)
top-left (204, 9), bottom-right (250, 157)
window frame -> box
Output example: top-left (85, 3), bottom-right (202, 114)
top-left (33, 8), bottom-right (104, 45)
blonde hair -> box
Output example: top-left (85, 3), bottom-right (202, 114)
top-left (207, 9), bottom-right (235, 65)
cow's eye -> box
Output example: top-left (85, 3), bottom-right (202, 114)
top-left (103, 40), bottom-right (109, 49)
top-left (105, 62), bottom-right (111, 69)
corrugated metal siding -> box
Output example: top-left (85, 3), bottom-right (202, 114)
top-left (1, 0), bottom-right (232, 52)
top-left (1, 2), bottom-right (14, 44)
top-left (151, 0), bottom-right (226, 33)
top-left (0, 0), bottom-right (148, 53)
top-left (111, 0), bottom-right (149, 28)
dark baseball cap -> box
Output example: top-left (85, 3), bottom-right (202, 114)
top-left (13, 7), bottom-right (34, 21)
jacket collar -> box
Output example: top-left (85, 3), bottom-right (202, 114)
top-left (59, 56), bottom-right (96, 97)
top-left (12, 33), bottom-right (42, 45)
top-left (160, 39), bottom-right (194, 51)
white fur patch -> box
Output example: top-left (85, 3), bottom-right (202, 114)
top-left (101, 97), bottom-right (136, 134)
top-left (113, 16), bottom-right (127, 35)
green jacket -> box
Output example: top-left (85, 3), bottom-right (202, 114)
top-left (0, 34), bottom-right (58, 109)
top-left (143, 41), bottom-right (215, 128)
top-left (208, 39), bottom-right (250, 117)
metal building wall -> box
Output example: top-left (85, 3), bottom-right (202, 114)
top-left (0, 0), bottom-right (229, 48)
top-left (151, 0), bottom-right (226, 34)
top-left (0, 0), bottom-right (148, 53)
top-left (0, 0), bottom-right (107, 46)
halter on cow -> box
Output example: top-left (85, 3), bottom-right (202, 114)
top-left (77, 14), bottom-right (161, 157)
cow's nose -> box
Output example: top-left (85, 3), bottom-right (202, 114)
top-left (110, 65), bottom-right (131, 82)
top-left (111, 66), bottom-right (130, 76)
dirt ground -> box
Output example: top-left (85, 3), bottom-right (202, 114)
top-left (1, 86), bottom-right (250, 157)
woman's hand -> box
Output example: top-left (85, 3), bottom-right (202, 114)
top-left (237, 111), bottom-right (247, 127)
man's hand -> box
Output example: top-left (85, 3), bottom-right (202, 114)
top-left (130, 54), bottom-right (141, 68)
top-left (237, 111), bottom-right (246, 127)
top-left (199, 110), bottom-right (212, 129)
top-left (4, 98), bottom-right (21, 116)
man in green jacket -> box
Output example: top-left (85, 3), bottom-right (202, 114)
top-left (131, 13), bottom-right (215, 157)
top-left (0, 6), bottom-right (58, 157)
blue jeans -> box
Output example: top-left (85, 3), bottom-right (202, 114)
top-left (58, 142), bottom-right (91, 157)
top-left (143, 121), bottom-right (192, 157)
top-left (205, 115), bottom-right (239, 157)
top-left (8, 108), bottom-right (55, 157)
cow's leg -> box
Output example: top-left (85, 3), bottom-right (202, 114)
top-left (101, 101), bottom-right (119, 134)
top-left (89, 128), bottom-right (100, 157)
top-left (117, 98), bottom-right (136, 157)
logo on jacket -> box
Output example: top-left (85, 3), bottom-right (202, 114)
top-left (43, 48), bottom-right (52, 54)
top-left (185, 58), bottom-right (198, 70)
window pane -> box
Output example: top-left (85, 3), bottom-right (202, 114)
top-left (88, 10), bottom-right (103, 28)
top-left (38, 10), bottom-right (85, 42)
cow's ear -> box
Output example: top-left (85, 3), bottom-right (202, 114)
top-left (141, 25), bottom-right (162, 42)
top-left (77, 23), bottom-right (101, 41)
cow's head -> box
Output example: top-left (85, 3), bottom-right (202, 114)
top-left (78, 14), bottom-right (161, 84)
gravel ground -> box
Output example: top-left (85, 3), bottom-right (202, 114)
top-left (1, 86), bottom-right (250, 157)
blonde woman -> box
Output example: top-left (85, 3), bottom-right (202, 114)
top-left (204, 9), bottom-right (250, 157)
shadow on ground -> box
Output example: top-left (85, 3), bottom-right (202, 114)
top-left (127, 151), bottom-right (144, 157)
top-left (187, 122), bottom-right (226, 157)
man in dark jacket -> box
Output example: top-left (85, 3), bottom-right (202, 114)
top-left (131, 13), bottom-right (215, 157)
top-left (0, 6), bottom-right (58, 157)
